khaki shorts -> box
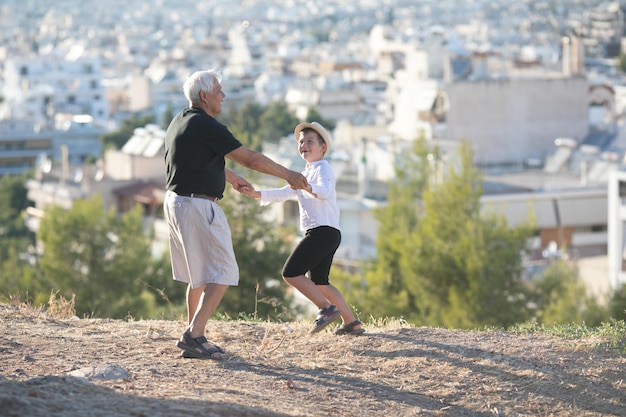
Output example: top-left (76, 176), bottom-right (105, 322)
top-left (163, 190), bottom-right (239, 288)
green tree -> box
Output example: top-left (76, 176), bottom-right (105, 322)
top-left (37, 197), bottom-right (162, 318)
top-left (259, 101), bottom-right (299, 145)
top-left (99, 113), bottom-right (155, 151)
top-left (304, 107), bottom-right (336, 131)
top-left (532, 260), bottom-right (607, 326)
top-left (362, 140), bottom-right (534, 328)
top-left (358, 139), bottom-right (432, 319)
top-left (161, 104), bottom-right (174, 130)
top-left (0, 245), bottom-right (42, 300)
top-left (0, 174), bottom-right (38, 299)
top-left (0, 174), bottom-right (32, 242)
top-left (220, 101), bottom-right (265, 149)
top-left (411, 142), bottom-right (533, 328)
top-left (608, 283), bottom-right (626, 320)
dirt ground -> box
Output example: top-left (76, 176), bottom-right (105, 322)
top-left (0, 303), bottom-right (624, 417)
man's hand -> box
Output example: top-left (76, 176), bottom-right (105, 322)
top-left (287, 171), bottom-right (309, 190)
top-left (231, 177), bottom-right (252, 193)
top-left (225, 148), bottom-right (309, 190)
top-left (226, 169), bottom-right (252, 193)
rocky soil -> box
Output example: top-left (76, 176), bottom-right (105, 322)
top-left (1, 303), bottom-right (625, 416)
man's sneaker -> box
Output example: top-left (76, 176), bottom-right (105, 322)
top-left (310, 305), bottom-right (342, 334)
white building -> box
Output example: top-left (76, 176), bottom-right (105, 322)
top-left (52, 114), bottom-right (104, 164)
top-left (285, 76), bottom-right (361, 122)
top-left (444, 75), bottom-right (589, 166)
top-left (0, 116), bottom-right (102, 176)
top-left (607, 169), bottom-right (626, 291)
top-left (385, 33), bottom-right (590, 167)
top-left (0, 120), bottom-right (53, 176)
top-left (2, 48), bottom-right (109, 125)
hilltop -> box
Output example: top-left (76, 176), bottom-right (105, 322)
top-left (0, 303), bottom-right (624, 416)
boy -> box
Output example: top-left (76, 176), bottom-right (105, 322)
top-left (242, 122), bottom-right (364, 335)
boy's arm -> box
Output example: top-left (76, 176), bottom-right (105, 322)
top-left (306, 164), bottom-right (334, 199)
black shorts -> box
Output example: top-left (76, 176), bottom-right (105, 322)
top-left (282, 226), bottom-right (341, 285)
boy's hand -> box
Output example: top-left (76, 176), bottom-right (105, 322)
top-left (240, 185), bottom-right (261, 199)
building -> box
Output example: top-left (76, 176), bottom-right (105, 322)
top-left (0, 120), bottom-right (53, 176)
top-left (25, 125), bottom-right (166, 238)
top-left (1, 49), bottom-right (107, 176)
top-left (444, 75), bottom-right (589, 166)
top-left (387, 34), bottom-right (590, 167)
top-left (607, 169), bottom-right (626, 291)
top-left (0, 116), bottom-right (102, 176)
top-left (2, 49), bottom-right (109, 125)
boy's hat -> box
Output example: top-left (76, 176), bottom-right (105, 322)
top-left (294, 122), bottom-right (331, 154)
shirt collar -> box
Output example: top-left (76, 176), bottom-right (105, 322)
top-left (306, 159), bottom-right (326, 168)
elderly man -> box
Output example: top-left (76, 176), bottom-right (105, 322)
top-left (163, 68), bottom-right (308, 359)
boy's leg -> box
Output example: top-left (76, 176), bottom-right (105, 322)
top-left (318, 284), bottom-right (359, 326)
top-left (283, 275), bottom-right (331, 309)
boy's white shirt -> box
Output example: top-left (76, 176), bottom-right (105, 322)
top-left (259, 160), bottom-right (340, 231)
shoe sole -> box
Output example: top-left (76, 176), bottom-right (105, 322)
top-left (310, 309), bottom-right (342, 334)
top-left (177, 340), bottom-right (225, 360)
top-left (335, 328), bottom-right (366, 336)
top-left (179, 349), bottom-right (224, 360)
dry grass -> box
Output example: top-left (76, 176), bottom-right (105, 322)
top-left (0, 302), bottom-right (625, 416)
top-left (44, 291), bottom-right (77, 319)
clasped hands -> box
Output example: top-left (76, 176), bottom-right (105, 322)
top-left (231, 171), bottom-right (309, 196)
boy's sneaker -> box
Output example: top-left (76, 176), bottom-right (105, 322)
top-left (334, 320), bottom-right (366, 336)
top-left (310, 305), bottom-right (342, 334)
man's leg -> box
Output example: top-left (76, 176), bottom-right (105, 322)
top-left (187, 283), bottom-right (229, 338)
top-left (186, 284), bottom-right (202, 325)
top-left (178, 283), bottom-right (229, 357)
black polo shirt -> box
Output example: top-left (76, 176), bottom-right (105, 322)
top-left (164, 107), bottom-right (242, 199)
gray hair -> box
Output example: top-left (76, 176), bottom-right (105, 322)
top-left (183, 69), bottom-right (222, 103)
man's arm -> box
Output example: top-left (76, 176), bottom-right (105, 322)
top-left (225, 168), bottom-right (252, 193)
top-left (226, 146), bottom-right (308, 190)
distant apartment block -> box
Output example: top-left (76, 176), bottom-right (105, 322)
top-left (386, 34), bottom-right (590, 167)
top-left (0, 116), bottom-right (102, 176)
top-left (0, 120), bottom-right (53, 176)
top-left (2, 49), bottom-right (109, 124)
top-left (1, 50), bottom-right (107, 175)
top-left (444, 75), bottom-right (589, 166)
